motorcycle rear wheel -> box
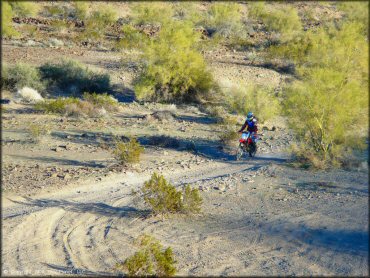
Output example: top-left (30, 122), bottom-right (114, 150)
top-left (248, 143), bottom-right (257, 157)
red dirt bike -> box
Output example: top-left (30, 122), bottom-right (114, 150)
top-left (236, 131), bottom-right (258, 160)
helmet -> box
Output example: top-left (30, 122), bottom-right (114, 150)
top-left (247, 112), bottom-right (254, 121)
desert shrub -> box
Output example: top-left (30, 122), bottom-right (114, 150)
top-left (202, 3), bottom-right (246, 41)
top-left (130, 2), bottom-right (174, 26)
top-left (44, 5), bottom-right (67, 18)
top-left (115, 234), bottom-right (176, 277)
top-left (9, 1), bottom-right (40, 17)
top-left (34, 97), bottom-right (79, 114)
top-left (28, 123), bottom-right (51, 142)
top-left (275, 22), bottom-right (368, 166)
top-left (39, 59), bottom-right (110, 95)
top-left (113, 137), bottom-right (144, 165)
top-left (219, 127), bottom-right (240, 146)
top-left (72, 1), bottom-right (89, 21)
top-left (337, 2), bottom-right (368, 34)
top-left (2, 2), bottom-right (19, 38)
top-left (248, 3), bottom-right (302, 42)
top-left (2, 63), bottom-right (46, 93)
top-left (82, 5), bottom-right (117, 41)
top-left (64, 100), bottom-right (96, 117)
top-left (82, 92), bottom-right (118, 111)
top-left (134, 20), bottom-right (214, 103)
top-left (141, 172), bottom-right (202, 215)
top-left (224, 82), bottom-right (280, 123)
top-left (115, 24), bottom-right (149, 50)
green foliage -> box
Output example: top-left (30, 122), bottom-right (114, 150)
top-left (337, 2), bottom-right (368, 34)
top-left (9, 1), bottom-right (40, 17)
top-left (2, 1), bottom-right (19, 38)
top-left (134, 20), bottom-right (214, 102)
top-left (141, 172), bottom-right (202, 215)
top-left (275, 22), bottom-right (368, 166)
top-left (34, 97), bottom-right (79, 114)
top-left (39, 59), bottom-right (110, 95)
top-left (115, 24), bottom-right (148, 50)
top-left (28, 123), bottom-right (51, 142)
top-left (182, 185), bottom-right (202, 214)
top-left (82, 92), bottom-right (118, 111)
top-left (82, 4), bottom-right (117, 41)
top-left (116, 234), bottom-right (176, 277)
top-left (130, 2), bottom-right (173, 26)
top-left (224, 82), bottom-right (280, 123)
top-left (44, 5), bottom-right (67, 18)
top-left (249, 3), bottom-right (302, 42)
top-left (113, 137), bottom-right (144, 165)
top-left (73, 1), bottom-right (89, 20)
top-left (2, 63), bottom-right (46, 93)
top-left (219, 128), bottom-right (240, 146)
top-left (204, 3), bottom-right (245, 40)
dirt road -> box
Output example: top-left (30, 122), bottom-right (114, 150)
top-left (2, 152), bottom-right (368, 276)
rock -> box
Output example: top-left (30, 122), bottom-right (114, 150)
top-left (214, 184), bottom-right (226, 191)
top-left (63, 174), bottom-right (71, 180)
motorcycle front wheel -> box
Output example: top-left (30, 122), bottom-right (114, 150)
top-left (236, 143), bottom-right (244, 161)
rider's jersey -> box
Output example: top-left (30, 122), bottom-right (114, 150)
top-left (239, 117), bottom-right (258, 133)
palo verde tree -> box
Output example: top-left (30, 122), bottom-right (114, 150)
top-left (272, 20), bottom-right (368, 167)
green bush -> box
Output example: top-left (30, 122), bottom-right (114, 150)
top-left (9, 1), bottom-right (40, 17)
top-left (224, 82), bottom-right (280, 123)
top-left (115, 24), bottom-right (148, 50)
top-left (34, 97), bottom-right (79, 114)
top-left (2, 63), bottom-right (46, 93)
top-left (249, 3), bottom-right (302, 42)
top-left (275, 22), bottom-right (368, 166)
top-left (203, 3), bottom-right (246, 41)
top-left (82, 4), bottom-right (117, 41)
top-left (130, 2), bottom-right (174, 26)
top-left (28, 123), bottom-right (51, 142)
top-left (141, 172), bottom-right (202, 215)
top-left (113, 137), bottom-right (144, 165)
top-left (337, 2), bottom-right (368, 34)
top-left (134, 20), bottom-right (214, 103)
top-left (39, 59), bottom-right (110, 95)
top-left (82, 92), bottom-right (118, 111)
top-left (44, 5), bottom-right (67, 18)
top-left (116, 234), bottom-right (176, 277)
top-left (72, 1), bottom-right (89, 20)
top-left (2, 2), bottom-right (19, 38)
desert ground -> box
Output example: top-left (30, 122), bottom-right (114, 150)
top-left (1, 1), bottom-right (369, 276)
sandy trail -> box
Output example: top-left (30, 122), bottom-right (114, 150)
top-left (3, 153), bottom-right (288, 276)
top-left (3, 151), bottom-right (368, 276)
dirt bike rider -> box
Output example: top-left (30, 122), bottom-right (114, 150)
top-left (238, 112), bottom-right (258, 143)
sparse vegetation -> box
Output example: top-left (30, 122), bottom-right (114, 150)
top-left (82, 92), bottom-right (119, 111)
top-left (115, 234), bottom-right (176, 277)
top-left (113, 137), bottom-right (144, 165)
top-left (34, 97), bottom-right (80, 114)
top-left (223, 82), bottom-right (280, 124)
top-left (39, 59), bottom-right (110, 96)
top-left (72, 1), bottom-right (89, 21)
top-left (248, 3), bottom-right (302, 42)
top-left (82, 4), bottom-right (117, 41)
top-left (9, 1), bottom-right (40, 17)
top-left (2, 1), bottom-right (19, 38)
top-left (28, 123), bottom-right (51, 142)
top-left (2, 63), bottom-right (46, 93)
top-left (141, 172), bottom-right (202, 215)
